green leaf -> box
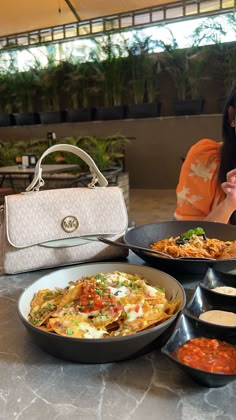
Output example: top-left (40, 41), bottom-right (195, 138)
top-left (180, 227), bottom-right (206, 240)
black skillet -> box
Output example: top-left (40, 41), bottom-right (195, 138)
top-left (123, 220), bottom-right (236, 275)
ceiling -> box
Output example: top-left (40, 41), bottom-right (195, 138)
top-left (1, 0), bottom-right (180, 37)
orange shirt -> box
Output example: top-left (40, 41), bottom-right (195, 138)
top-left (174, 138), bottom-right (225, 220)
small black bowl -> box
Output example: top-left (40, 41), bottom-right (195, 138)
top-left (209, 259), bottom-right (236, 275)
top-left (200, 267), bottom-right (236, 303)
top-left (161, 313), bottom-right (236, 387)
top-left (185, 285), bottom-right (236, 337)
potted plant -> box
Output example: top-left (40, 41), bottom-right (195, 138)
top-left (0, 141), bottom-right (20, 166)
top-left (0, 72), bottom-right (13, 126)
top-left (158, 28), bottom-right (206, 116)
top-left (175, 48), bottom-right (206, 115)
top-left (125, 32), bottom-right (161, 119)
top-left (88, 34), bottom-right (128, 121)
top-left (220, 43), bottom-right (236, 111)
top-left (38, 54), bottom-right (70, 124)
top-left (60, 133), bottom-right (129, 172)
top-left (0, 48), bottom-right (16, 126)
top-left (190, 16), bottom-right (228, 113)
top-left (0, 51), bottom-right (44, 126)
top-left (219, 15), bottom-right (236, 110)
top-left (65, 60), bottom-right (96, 123)
top-left (10, 67), bottom-right (41, 125)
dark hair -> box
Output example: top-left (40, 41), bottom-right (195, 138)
top-left (219, 81), bottom-right (236, 183)
top-left (220, 81), bottom-right (236, 224)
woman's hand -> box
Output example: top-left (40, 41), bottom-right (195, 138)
top-left (221, 168), bottom-right (236, 209)
top-left (204, 168), bottom-right (236, 223)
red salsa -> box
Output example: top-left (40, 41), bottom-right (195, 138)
top-left (177, 337), bottom-right (236, 374)
top-left (73, 278), bottom-right (122, 313)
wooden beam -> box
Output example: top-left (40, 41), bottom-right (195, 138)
top-left (64, 0), bottom-right (81, 21)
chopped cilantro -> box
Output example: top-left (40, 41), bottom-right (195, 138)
top-left (43, 292), bottom-right (54, 299)
top-left (129, 281), bottom-right (138, 290)
top-left (66, 328), bottom-right (74, 335)
top-left (155, 286), bottom-right (165, 293)
top-left (33, 318), bottom-right (41, 325)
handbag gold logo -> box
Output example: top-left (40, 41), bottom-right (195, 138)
top-left (62, 216), bottom-right (79, 233)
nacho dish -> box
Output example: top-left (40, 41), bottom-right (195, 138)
top-left (28, 271), bottom-right (181, 339)
top-left (150, 227), bottom-right (236, 259)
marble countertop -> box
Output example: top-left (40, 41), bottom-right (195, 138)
top-left (0, 255), bottom-right (235, 420)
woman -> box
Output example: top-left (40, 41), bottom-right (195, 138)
top-left (174, 83), bottom-right (236, 224)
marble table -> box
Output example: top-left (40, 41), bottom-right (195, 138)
top-left (0, 254), bottom-right (235, 420)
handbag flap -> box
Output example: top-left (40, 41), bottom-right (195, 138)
top-left (5, 187), bottom-right (128, 248)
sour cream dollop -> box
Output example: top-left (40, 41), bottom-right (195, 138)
top-left (199, 310), bottom-right (236, 326)
top-left (211, 286), bottom-right (236, 296)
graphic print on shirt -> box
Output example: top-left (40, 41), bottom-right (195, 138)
top-left (177, 187), bottom-right (202, 207)
top-left (189, 159), bottom-right (217, 181)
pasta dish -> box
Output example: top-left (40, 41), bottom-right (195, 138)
top-left (28, 271), bottom-right (181, 339)
top-left (150, 227), bottom-right (236, 259)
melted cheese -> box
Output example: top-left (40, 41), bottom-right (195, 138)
top-left (105, 273), bottom-right (130, 284)
top-left (109, 285), bottom-right (129, 297)
top-left (78, 322), bottom-right (106, 338)
top-left (124, 303), bottom-right (144, 321)
top-left (143, 284), bottom-right (157, 297)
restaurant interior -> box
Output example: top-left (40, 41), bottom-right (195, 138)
top-left (0, 2), bottom-right (236, 419)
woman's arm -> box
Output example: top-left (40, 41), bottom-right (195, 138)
top-left (174, 139), bottom-right (222, 221)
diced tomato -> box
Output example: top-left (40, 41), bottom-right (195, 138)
top-left (177, 337), bottom-right (236, 374)
top-left (75, 278), bottom-right (121, 312)
top-left (113, 304), bottom-right (123, 312)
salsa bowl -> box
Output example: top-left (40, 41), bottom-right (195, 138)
top-left (162, 313), bottom-right (236, 387)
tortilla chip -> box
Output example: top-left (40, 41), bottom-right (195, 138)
top-left (48, 314), bottom-right (107, 338)
top-left (28, 272), bottom-right (181, 338)
top-left (57, 282), bottom-right (83, 308)
top-left (29, 288), bottom-right (63, 326)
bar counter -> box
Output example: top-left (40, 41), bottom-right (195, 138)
top-left (0, 254), bottom-right (235, 420)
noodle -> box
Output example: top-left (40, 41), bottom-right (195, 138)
top-left (150, 234), bottom-right (236, 259)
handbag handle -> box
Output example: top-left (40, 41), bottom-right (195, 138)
top-left (25, 144), bottom-right (108, 192)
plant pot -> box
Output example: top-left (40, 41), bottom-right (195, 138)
top-left (101, 166), bottom-right (123, 183)
top-left (126, 103), bottom-right (161, 119)
top-left (13, 112), bottom-right (40, 126)
top-left (66, 108), bottom-right (95, 123)
top-left (94, 105), bottom-right (127, 121)
top-left (174, 98), bottom-right (204, 116)
top-left (0, 113), bottom-right (12, 127)
top-left (39, 111), bottom-right (66, 125)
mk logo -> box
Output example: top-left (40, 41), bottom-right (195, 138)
top-left (61, 216), bottom-right (79, 233)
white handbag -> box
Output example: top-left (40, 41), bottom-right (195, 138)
top-left (0, 144), bottom-right (128, 274)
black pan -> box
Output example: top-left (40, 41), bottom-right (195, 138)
top-left (124, 221), bottom-right (236, 275)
